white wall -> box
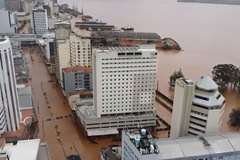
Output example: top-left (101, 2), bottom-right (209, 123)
top-left (56, 40), bottom-right (70, 86)
top-left (0, 37), bottom-right (21, 132)
top-left (206, 109), bottom-right (222, 134)
top-left (93, 47), bottom-right (157, 117)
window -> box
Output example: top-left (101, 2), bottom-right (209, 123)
top-left (195, 95), bottom-right (209, 101)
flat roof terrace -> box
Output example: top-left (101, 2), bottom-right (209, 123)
top-left (155, 132), bottom-right (240, 159)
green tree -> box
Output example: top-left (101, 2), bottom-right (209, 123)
top-left (229, 108), bottom-right (240, 127)
top-left (212, 64), bottom-right (240, 92)
top-left (169, 69), bottom-right (184, 87)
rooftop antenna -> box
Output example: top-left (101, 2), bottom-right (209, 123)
top-left (81, 4), bottom-right (84, 15)
top-left (72, 2), bottom-right (75, 10)
top-left (76, 2), bottom-right (78, 11)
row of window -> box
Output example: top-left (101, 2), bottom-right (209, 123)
top-left (102, 61), bottom-right (156, 65)
top-left (102, 69), bottom-right (156, 73)
top-left (102, 57), bottom-right (156, 60)
top-left (102, 65), bottom-right (156, 69)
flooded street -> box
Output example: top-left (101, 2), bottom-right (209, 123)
top-left (21, 0), bottom-right (240, 158)
top-left (24, 48), bottom-right (119, 160)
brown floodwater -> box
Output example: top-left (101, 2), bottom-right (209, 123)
top-left (59, 0), bottom-right (240, 132)
top-left (26, 0), bottom-right (240, 159)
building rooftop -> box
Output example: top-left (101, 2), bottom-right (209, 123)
top-left (95, 45), bottom-right (157, 53)
top-left (62, 65), bottom-right (92, 73)
top-left (17, 86), bottom-right (32, 109)
top-left (75, 21), bottom-right (107, 25)
top-left (37, 143), bottom-right (51, 160)
top-left (4, 109), bottom-right (33, 138)
top-left (93, 31), bottom-right (161, 40)
top-left (195, 75), bottom-right (218, 91)
top-left (101, 147), bottom-right (121, 160)
top-left (154, 133), bottom-right (240, 159)
top-left (2, 139), bottom-right (41, 160)
top-left (68, 91), bottom-right (93, 97)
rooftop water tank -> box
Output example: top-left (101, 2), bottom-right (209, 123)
top-left (135, 137), bottom-right (140, 145)
top-left (141, 129), bottom-right (147, 136)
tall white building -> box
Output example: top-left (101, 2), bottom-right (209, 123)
top-left (93, 45), bottom-right (157, 117)
top-left (30, 8), bottom-right (48, 35)
top-left (54, 22), bottom-right (71, 86)
top-left (70, 34), bottom-right (91, 67)
top-left (0, 36), bottom-right (21, 132)
top-left (171, 76), bottom-right (225, 138)
top-left (74, 45), bottom-right (157, 136)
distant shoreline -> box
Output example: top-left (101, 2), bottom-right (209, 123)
top-left (178, 0), bottom-right (240, 5)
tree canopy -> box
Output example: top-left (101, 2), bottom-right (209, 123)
top-left (212, 64), bottom-right (240, 93)
top-left (169, 69), bottom-right (184, 87)
top-left (229, 108), bottom-right (240, 127)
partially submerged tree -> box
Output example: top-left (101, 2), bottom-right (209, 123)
top-left (229, 108), bottom-right (240, 127)
top-left (169, 69), bottom-right (184, 87)
top-left (212, 64), bottom-right (240, 93)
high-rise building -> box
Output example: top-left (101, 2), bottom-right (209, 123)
top-left (0, 36), bottom-right (21, 132)
top-left (70, 34), bottom-right (91, 67)
top-left (93, 45), bottom-right (157, 117)
top-left (0, 10), bottom-right (17, 35)
top-left (4, 0), bottom-right (20, 11)
top-left (171, 76), bottom-right (225, 138)
top-left (30, 8), bottom-right (48, 35)
top-left (74, 45), bottom-right (157, 136)
top-left (54, 22), bottom-right (71, 86)
top-left (122, 128), bottom-right (240, 160)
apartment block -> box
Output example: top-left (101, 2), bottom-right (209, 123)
top-left (54, 22), bottom-right (71, 86)
top-left (70, 34), bottom-right (92, 67)
top-left (171, 76), bottom-right (225, 138)
top-left (122, 128), bottom-right (240, 160)
top-left (0, 36), bottom-right (21, 132)
top-left (30, 8), bottom-right (48, 35)
top-left (62, 65), bottom-right (92, 94)
top-left (74, 45), bottom-right (157, 136)
top-left (0, 10), bottom-right (17, 35)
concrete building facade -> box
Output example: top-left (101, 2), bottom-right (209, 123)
top-left (0, 36), bottom-right (21, 132)
top-left (122, 128), bottom-right (240, 160)
top-left (42, 33), bottom-right (55, 61)
top-left (22, 0), bottom-right (34, 14)
top-left (11, 40), bottom-right (28, 84)
top-left (54, 22), bottom-right (71, 86)
top-left (171, 76), bottom-right (225, 138)
top-left (0, 10), bottom-right (17, 35)
top-left (30, 8), bottom-right (48, 35)
top-left (62, 65), bottom-right (93, 94)
top-left (70, 34), bottom-right (92, 67)
top-left (73, 45), bottom-right (157, 136)
top-left (4, 0), bottom-right (20, 11)
top-left (93, 45), bottom-right (157, 117)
